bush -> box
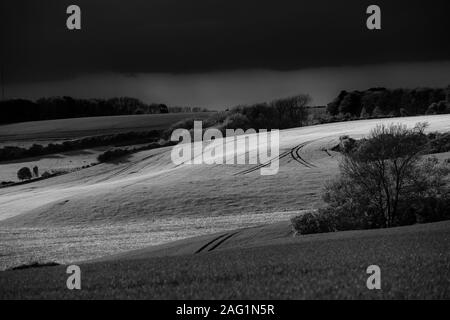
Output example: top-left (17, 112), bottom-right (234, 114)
top-left (427, 132), bottom-right (450, 153)
top-left (398, 156), bottom-right (450, 223)
top-left (17, 167), bottom-right (32, 180)
top-left (97, 148), bottom-right (131, 163)
top-left (292, 205), bottom-right (377, 235)
top-left (291, 211), bottom-right (336, 235)
top-left (32, 166), bottom-right (39, 177)
top-left (41, 171), bottom-right (52, 179)
top-left (332, 135), bottom-right (358, 153)
top-left (96, 141), bottom-right (174, 163)
top-left (293, 123), bottom-right (450, 235)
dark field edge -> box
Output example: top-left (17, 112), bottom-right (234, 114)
top-left (1, 221), bottom-right (449, 300)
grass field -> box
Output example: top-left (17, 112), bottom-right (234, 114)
top-left (0, 115), bottom-right (449, 276)
top-left (1, 220), bottom-right (449, 299)
top-left (0, 112), bottom-right (214, 147)
top-left (0, 148), bottom-right (106, 182)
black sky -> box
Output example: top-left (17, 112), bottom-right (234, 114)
top-left (2, 0), bottom-right (450, 84)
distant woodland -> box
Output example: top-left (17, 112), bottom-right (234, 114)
top-left (326, 86), bottom-right (450, 119)
top-left (0, 96), bottom-right (208, 125)
top-left (0, 86), bottom-right (449, 125)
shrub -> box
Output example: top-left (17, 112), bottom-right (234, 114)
top-left (291, 211), bottom-right (336, 235)
top-left (331, 136), bottom-right (359, 154)
top-left (17, 167), bottom-right (32, 180)
top-left (96, 141), bottom-right (174, 163)
top-left (398, 156), bottom-right (450, 223)
top-left (427, 132), bottom-right (450, 153)
top-left (97, 148), bottom-right (131, 163)
top-left (322, 123), bottom-right (450, 229)
top-left (294, 123), bottom-right (450, 235)
top-left (32, 166), bottom-right (39, 177)
top-left (41, 171), bottom-right (52, 179)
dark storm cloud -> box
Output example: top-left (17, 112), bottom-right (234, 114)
top-left (2, 0), bottom-right (450, 84)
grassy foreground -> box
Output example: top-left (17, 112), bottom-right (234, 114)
top-left (1, 220), bottom-right (450, 299)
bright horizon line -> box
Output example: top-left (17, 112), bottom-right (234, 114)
top-left (4, 60), bottom-right (450, 110)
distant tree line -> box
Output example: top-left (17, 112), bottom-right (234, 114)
top-left (0, 96), bottom-right (171, 125)
top-left (226, 95), bottom-right (311, 130)
top-left (97, 140), bottom-right (176, 163)
top-left (168, 106), bottom-right (211, 113)
top-left (165, 94), bottom-right (311, 137)
top-left (326, 86), bottom-right (450, 119)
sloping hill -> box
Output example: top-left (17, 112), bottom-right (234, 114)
top-left (1, 115), bottom-right (449, 270)
top-left (2, 115), bottom-right (449, 227)
top-left (1, 220), bottom-right (450, 299)
top-left (0, 112), bottom-right (214, 146)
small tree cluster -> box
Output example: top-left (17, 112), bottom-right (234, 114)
top-left (17, 167), bottom-right (32, 181)
top-left (17, 166), bottom-right (40, 181)
top-left (293, 123), bottom-right (450, 234)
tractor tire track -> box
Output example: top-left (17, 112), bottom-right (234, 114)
top-left (195, 232), bottom-right (239, 253)
top-left (235, 140), bottom-right (317, 175)
top-left (234, 150), bottom-right (291, 176)
top-left (207, 232), bottom-right (239, 251)
top-left (195, 234), bottom-right (229, 254)
top-left (293, 143), bottom-right (317, 168)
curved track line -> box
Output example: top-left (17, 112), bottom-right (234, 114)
top-left (207, 232), bottom-right (239, 251)
top-left (293, 143), bottom-right (317, 168)
top-left (234, 140), bottom-right (317, 175)
top-left (195, 233), bottom-right (229, 254)
top-left (195, 232), bottom-right (240, 254)
top-left (234, 150), bottom-right (291, 176)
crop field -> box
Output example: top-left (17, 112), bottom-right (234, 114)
top-left (0, 148), bottom-right (107, 183)
top-left (0, 115), bottom-right (449, 272)
top-left (0, 112), bottom-right (214, 147)
top-left (1, 220), bottom-right (449, 299)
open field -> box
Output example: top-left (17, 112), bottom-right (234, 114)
top-left (1, 220), bottom-right (449, 299)
top-left (0, 115), bottom-right (450, 272)
top-left (0, 148), bottom-right (106, 182)
top-left (0, 112), bottom-right (214, 147)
